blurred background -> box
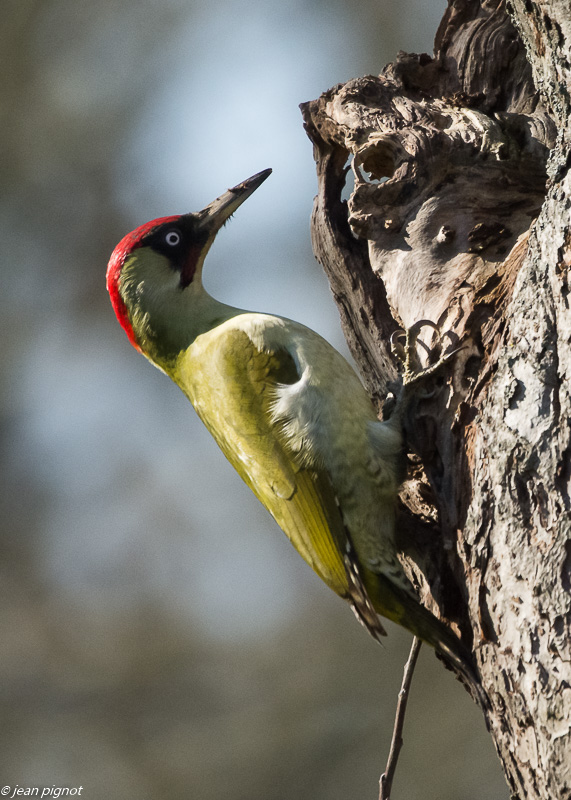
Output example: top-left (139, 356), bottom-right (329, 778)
top-left (1, 0), bottom-right (508, 798)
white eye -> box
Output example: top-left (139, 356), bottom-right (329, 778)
top-left (165, 230), bottom-right (181, 246)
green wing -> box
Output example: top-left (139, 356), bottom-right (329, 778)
top-left (174, 325), bottom-right (348, 596)
top-left (173, 327), bottom-right (342, 579)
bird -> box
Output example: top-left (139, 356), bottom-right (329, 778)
top-left (106, 168), bottom-right (479, 693)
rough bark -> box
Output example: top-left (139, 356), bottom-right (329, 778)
top-left (300, 1), bottom-right (571, 798)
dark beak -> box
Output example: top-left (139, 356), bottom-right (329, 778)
top-left (195, 168), bottom-right (272, 234)
top-left (177, 169), bottom-right (272, 288)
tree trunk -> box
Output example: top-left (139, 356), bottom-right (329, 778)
top-left (300, 1), bottom-right (571, 798)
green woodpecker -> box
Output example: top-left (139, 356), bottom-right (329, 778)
top-left (107, 169), bottom-right (476, 687)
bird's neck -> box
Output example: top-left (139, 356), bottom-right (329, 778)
top-left (135, 281), bottom-right (242, 371)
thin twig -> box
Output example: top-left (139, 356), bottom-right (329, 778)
top-left (379, 636), bottom-right (422, 800)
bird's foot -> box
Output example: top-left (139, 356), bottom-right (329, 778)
top-left (390, 320), bottom-right (462, 398)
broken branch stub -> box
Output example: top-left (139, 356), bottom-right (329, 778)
top-left (301, 1), bottom-right (555, 398)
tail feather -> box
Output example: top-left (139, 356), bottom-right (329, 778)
top-left (364, 569), bottom-right (489, 709)
top-left (343, 547), bottom-right (387, 643)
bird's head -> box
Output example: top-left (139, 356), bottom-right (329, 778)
top-left (106, 168), bottom-right (272, 365)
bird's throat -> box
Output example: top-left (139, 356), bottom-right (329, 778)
top-left (119, 251), bottom-right (240, 370)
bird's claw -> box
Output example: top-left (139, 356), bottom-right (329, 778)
top-left (391, 321), bottom-right (463, 388)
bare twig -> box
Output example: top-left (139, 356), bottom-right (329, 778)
top-left (379, 636), bottom-right (422, 800)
